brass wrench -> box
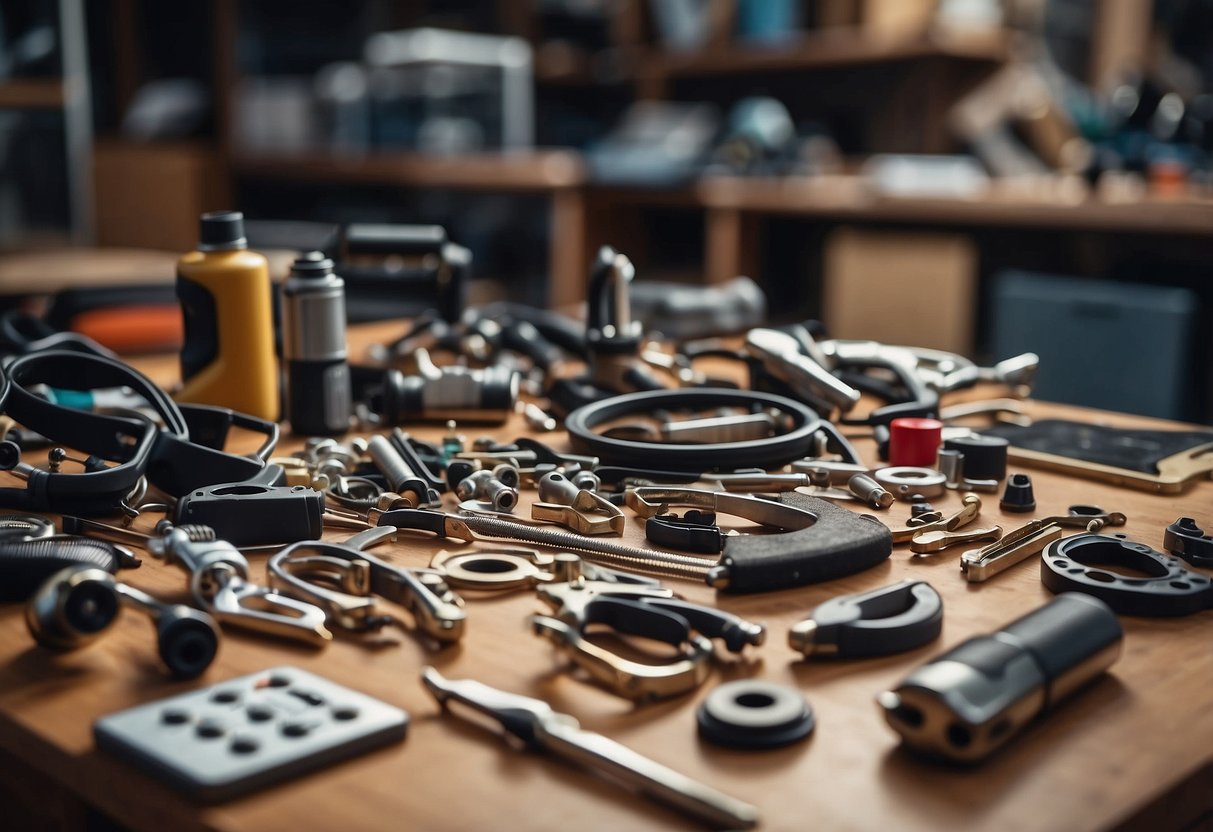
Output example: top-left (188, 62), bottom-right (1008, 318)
top-left (910, 525), bottom-right (1003, 555)
top-left (890, 493), bottom-right (982, 544)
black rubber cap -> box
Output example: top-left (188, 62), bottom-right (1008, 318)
top-left (199, 210), bottom-right (247, 248)
top-left (697, 680), bottom-right (815, 749)
top-left (945, 435), bottom-right (1009, 481)
top-left (1000, 473), bottom-right (1036, 512)
top-left (291, 250), bottom-right (335, 277)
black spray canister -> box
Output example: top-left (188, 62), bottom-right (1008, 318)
top-left (282, 251), bottom-right (351, 435)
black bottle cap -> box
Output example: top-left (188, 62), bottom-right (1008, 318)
top-left (290, 250), bottom-right (335, 278)
top-left (198, 211), bottom-right (247, 250)
top-left (1000, 473), bottom-right (1036, 513)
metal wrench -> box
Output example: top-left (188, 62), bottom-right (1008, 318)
top-left (890, 494), bottom-right (982, 544)
top-left (422, 668), bottom-right (759, 829)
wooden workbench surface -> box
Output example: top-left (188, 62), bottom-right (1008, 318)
top-left (0, 332), bottom-right (1209, 832)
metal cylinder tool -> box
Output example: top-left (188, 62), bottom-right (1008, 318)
top-left (879, 593), bottom-right (1122, 763)
top-left (281, 251), bottom-right (351, 436)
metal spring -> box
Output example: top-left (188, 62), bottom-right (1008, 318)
top-left (457, 514), bottom-right (712, 581)
top-left (153, 520), bottom-right (217, 542)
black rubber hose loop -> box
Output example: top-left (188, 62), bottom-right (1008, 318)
top-left (565, 388), bottom-right (823, 472)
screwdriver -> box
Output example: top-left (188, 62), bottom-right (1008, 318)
top-left (422, 668), bottom-right (759, 829)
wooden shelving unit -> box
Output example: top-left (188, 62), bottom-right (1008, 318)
top-left (90, 1), bottom-right (1212, 313)
top-left (231, 149), bottom-right (586, 193)
top-left (695, 175), bottom-right (1213, 237)
top-left (634, 26), bottom-right (1008, 85)
top-left (0, 79), bottom-right (66, 110)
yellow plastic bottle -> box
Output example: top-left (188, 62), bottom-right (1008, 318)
top-left (175, 211), bottom-right (279, 422)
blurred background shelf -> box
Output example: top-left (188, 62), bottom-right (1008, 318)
top-left (3, 0), bottom-right (1213, 419)
top-left (231, 149), bottom-right (586, 192)
top-left (695, 175), bottom-right (1213, 235)
top-left (0, 78), bottom-right (66, 109)
top-left (633, 26), bottom-right (1010, 85)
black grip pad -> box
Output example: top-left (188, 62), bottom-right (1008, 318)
top-left (718, 492), bottom-right (892, 593)
top-left (0, 537), bottom-right (124, 601)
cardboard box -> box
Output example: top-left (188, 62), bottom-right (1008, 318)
top-left (823, 226), bottom-right (976, 353)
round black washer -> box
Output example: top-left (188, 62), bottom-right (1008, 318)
top-left (697, 680), bottom-right (815, 749)
top-left (565, 389), bottom-right (823, 472)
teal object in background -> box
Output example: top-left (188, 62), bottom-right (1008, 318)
top-left (737, 0), bottom-right (800, 42)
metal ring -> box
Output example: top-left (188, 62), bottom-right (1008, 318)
top-left (874, 467), bottom-right (946, 499)
top-left (565, 389), bottom-right (823, 472)
top-left (430, 550), bottom-right (551, 591)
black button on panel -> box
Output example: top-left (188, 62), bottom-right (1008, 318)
top-left (246, 704), bottom-right (274, 722)
top-left (230, 736), bottom-right (260, 754)
top-left (196, 719), bottom-right (226, 739)
top-left (281, 721), bottom-right (314, 738)
top-left (161, 708), bottom-right (191, 725)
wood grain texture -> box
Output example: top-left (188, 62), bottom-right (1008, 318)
top-left (0, 326), bottom-right (1209, 832)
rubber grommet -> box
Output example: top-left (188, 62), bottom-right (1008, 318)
top-left (697, 680), bottom-right (815, 749)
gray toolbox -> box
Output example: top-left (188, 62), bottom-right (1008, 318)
top-left (990, 270), bottom-right (1199, 420)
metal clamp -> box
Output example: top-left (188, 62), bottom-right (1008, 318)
top-left (961, 521), bottom-right (1063, 582)
top-left (531, 470), bottom-right (624, 535)
top-left (788, 580), bottom-right (943, 658)
top-left (268, 541), bottom-right (465, 643)
top-left (429, 549), bottom-right (658, 593)
top-left (149, 525), bottom-right (331, 646)
top-left (532, 578), bottom-right (765, 700)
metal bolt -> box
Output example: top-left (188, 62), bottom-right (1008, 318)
top-left (848, 474), bottom-right (894, 510)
